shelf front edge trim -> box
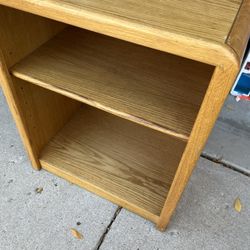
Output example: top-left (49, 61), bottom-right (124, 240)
top-left (11, 71), bottom-right (189, 141)
top-left (40, 160), bottom-right (159, 223)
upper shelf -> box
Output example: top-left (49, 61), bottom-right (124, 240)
top-left (11, 27), bottom-right (213, 140)
top-left (0, 0), bottom-right (246, 65)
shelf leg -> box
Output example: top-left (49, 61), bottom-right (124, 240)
top-left (157, 63), bottom-right (239, 231)
top-left (0, 50), bottom-right (41, 170)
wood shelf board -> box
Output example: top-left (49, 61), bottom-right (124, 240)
top-left (11, 27), bottom-right (214, 139)
top-left (40, 105), bottom-right (186, 218)
top-left (0, 0), bottom-right (242, 44)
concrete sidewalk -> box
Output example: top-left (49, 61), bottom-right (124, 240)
top-left (204, 95), bottom-right (250, 175)
top-left (0, 89), bottom-right (249, 250)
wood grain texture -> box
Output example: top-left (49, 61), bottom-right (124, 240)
top-left (40, 105), bottom-right (186, 219)
top-left (0, 0), bottom-right (241, 66)
top-left (226, 0), bottom-right (250, 63)
top-left (0, 6), bottom-right (72, 169)
top-left (157, 64), bottom-right (239, 230)
top-left (11, 27), bottom-right (213, 140)
top-left (13, 78), bottom-right (81, 156)
top-left (0, 0), bottom-right (241, 43)
top-left (0, 5), bottom-right (66, 68)
top-left (0, 1), bottom-right (246, 231)
top-left (0, 50), bottom-right (39, 168)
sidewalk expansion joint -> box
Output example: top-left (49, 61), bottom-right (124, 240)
top-left (95, 206), bottom-right (122, 250)
top-left (201, 153), bottom-right (250, 177)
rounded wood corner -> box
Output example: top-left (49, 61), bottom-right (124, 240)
top-left (226, 0), bottom-right (250, 64)
top-left (216, 43), bottom-right (241, 72)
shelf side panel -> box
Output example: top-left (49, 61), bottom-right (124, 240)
top-left (157, 64), bottom-right (239, 230)
top-left (226, 0), bottom-right (250, 63)
top-left (0, 5), bottom-right (66, 68)
top-left (13, 78), bottom-right (81, 156)
top-left (0, 6), bottom-right (69, 168)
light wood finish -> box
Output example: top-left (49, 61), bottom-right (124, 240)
top-left (40, 105), bottom-right (186, 220)
top-left (0, 5), bottom-right (65, 68)
top-left (0, 0), bottom-right (241, 43)
top-left (13, 78), bottom-right (81, 156)
top-left (0, 6), bottom-right (75, 169)
top-left (226, 0), bottom-right (250, 63)
top-left (157, 65), bottom-right (239, 230)
top-left (157, 2), bottom-right (250, 230)
top-left (0, 62), bottom-right (80, 170)
top-left (0, 0), bottom-right (249, 231)
top-left (0, 50), bottom-right (39, 168)
top-left (11, 27), bottom-right (213, 140)
top-left (0, 0), bottom-right (241, 66)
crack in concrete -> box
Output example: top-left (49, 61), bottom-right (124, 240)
top-left (95, 207), bottom-right (122, 250)
top-left (94, 153), bottom-right (249, 250)
top-left (201, 153), bottom-right (250, 177)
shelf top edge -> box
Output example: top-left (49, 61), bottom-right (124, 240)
top-left (226, 0), bottom-right (250, 64)
top-left (0, 0), bottom-right (243, 67)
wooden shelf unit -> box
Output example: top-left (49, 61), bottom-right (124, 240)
top-left (0, 1), bottom-right (249, 231)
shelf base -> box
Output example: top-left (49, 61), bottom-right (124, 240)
top-left (40, 105), bottom-right (186, 220)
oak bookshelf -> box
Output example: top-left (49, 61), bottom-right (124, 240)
top-left (0, 1), bottom-right (249, 231)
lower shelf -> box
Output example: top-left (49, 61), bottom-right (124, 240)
top-left (40, 105), bottom-right (186, 221)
